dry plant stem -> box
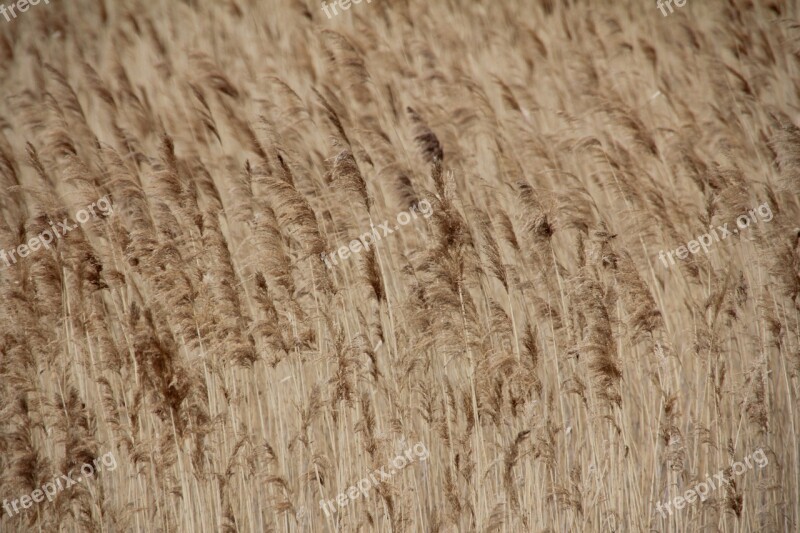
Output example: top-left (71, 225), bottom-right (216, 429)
top-left (459, 281), bottom-right (488, 499)
top-left (507, 288), bottom-right (520, 360)
top-left (366, 212), bottom-right (399, 379)
top-left (543, 312), bottom-right (566, 532)
top-left (547, 245), bottom-right (573, 469)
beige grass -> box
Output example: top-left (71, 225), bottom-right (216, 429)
top-left (0, 0), bottom-right (798, 531)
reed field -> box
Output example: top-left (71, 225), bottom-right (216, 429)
top-left (0, 0), bottom-right (799, 531)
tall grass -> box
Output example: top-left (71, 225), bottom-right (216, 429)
top-left (0, 0), bottom-right (798, 531)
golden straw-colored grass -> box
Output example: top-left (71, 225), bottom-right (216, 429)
top-left (0, 0), bottom-right (798, 531)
